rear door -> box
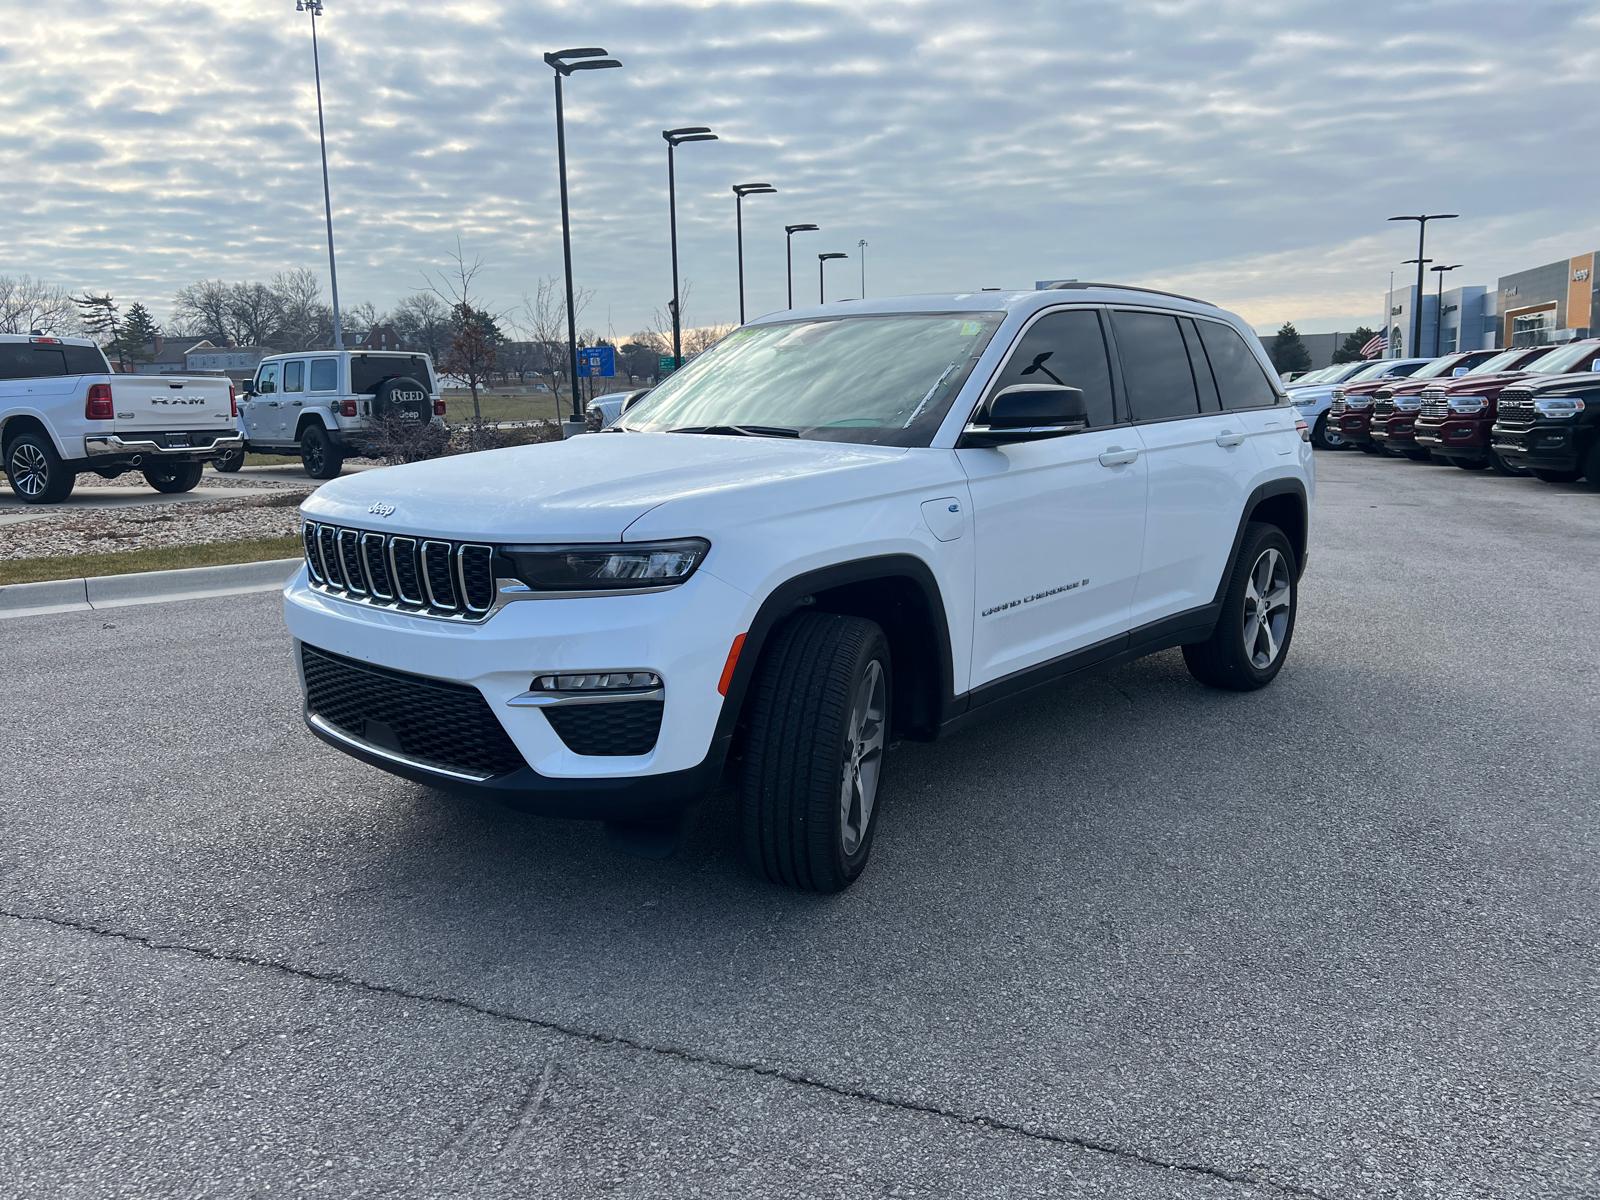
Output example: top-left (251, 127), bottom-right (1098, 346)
top-left (1117, 309), bottom-right (1264, 628)
top-left (958, 307), bottom-right (1148, 689)
top-left (1198, 319), bottom-right (1299, 465)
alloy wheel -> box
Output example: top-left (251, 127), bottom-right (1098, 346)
top-left (1242, 548), bottom-right (1292, 670)
top-left (838, 658), bottom-right (886, 856)
top-left (303, 441), bottom-right (324, 475)
top-left (10, 443), bottom-right (49, 497)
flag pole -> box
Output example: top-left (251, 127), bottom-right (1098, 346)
top-left (1386, 271), bottom-right (1394, 358)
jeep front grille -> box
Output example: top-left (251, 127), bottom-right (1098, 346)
top-left (304, 522), bottom-right (497, 620)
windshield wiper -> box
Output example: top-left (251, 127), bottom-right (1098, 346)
top-left (667, 424), bottom-right (800, 438)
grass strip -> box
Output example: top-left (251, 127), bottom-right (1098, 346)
top-left (0, 536), bottom-right (302, 586)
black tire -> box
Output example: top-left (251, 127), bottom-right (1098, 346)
top-left (212, 447), bottom-right (244, 473)
top-left (1310, 414), bottom-right (1346, 451)
top-left (1455, 456), bottom-right (1491, 471)
top-left (142, 461), bottom-right (205, 494)
top-left (1583, 442), bottom-right (1600, 484)
top-left (1357, 441), bottom-right (1382, 455)
top-left (741, 612), bottom-right (892, 893)
top-left (1183, 522), bottom-right (1297, 692)
top-left (4, 432), bottom-right (75, 504)
top-left (300, 424), bottom-right (345, 480)
top-left (1403, 448), bottom-right (1432, 462)
top-left (1530, 467), bottom-right (1582, 483)
top-left (1488, 449), bottom-right (1530, 477)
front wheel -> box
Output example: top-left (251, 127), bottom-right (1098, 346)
top-left (212, 447), bottom-right (244, 473)
top-left (1531, 467), bottom-right (1583, 483)
top-left (1455, 456), bottom-right (1491, 471)
top-left (5, 432), bottom-right (75, 504)
top-left (143, 461), bottom-right (205, 494)
top-left (1311, 415), bottom-right (1345, 451)
top-left (1404, 448), bottom-right (1433, 462)
top-left (1357, 441), bottom-right (1382, 455)
top-left (1488, 450), bottom-right (1530, 477)
top-left (300, 424), bottom-right (345, 480)
top-left (1183, 522), bottom-right (1297, 692)
top-left (741, 612), bottom-right (891, 893)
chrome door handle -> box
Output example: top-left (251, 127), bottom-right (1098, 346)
top-left (1097, 447), bottom-right (1139, 467)
top-left (1215, 430), bottom-right (1247, 447)
top-left (292, 400), bottom-right (303, 406)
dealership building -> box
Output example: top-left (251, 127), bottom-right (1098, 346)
top-left (1382, 251), bottom-right (1599, 356)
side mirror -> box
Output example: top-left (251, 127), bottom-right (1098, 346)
top-left (1451, 367), bottom-right (1469, 377)
top-left (241, 382), bottom-right (257, 397)
top-left (962, 384), bottom-right (1088, 446)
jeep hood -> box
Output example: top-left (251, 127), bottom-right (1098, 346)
top-left (300, 432), bottom-right (909, 542)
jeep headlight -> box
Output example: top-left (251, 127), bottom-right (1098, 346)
top-left (1346, 397), bottom-right (1372, 410)
top-left (1447, 396), bottom-right (1488, 413)
top-left (1534, 396), bottom-right (1586, 419)
top-left (501, 538), bottom-right (710, 590)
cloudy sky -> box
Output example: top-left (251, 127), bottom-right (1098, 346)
top-left (3, 0), bottom-right (1598, 339)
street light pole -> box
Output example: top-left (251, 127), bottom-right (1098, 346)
top-left (1432, 263), bottom-right (1462, 356)
top-left (858, 239), bottom-right (867, 298)
top-left (1389, 213), bottom-right (1458, 360)
top-left (818, 252), bottom-right (847, 303)
top-left (784, 224), bottom-right (818, 309)
top-left (544, 47), bottom-right (622, 423)
top-left (733, 183), bottom-right (777, 325)
top-left (296, 0), bottom-right (342, 351)
top-left (663, 127), bottom-right (718, 368)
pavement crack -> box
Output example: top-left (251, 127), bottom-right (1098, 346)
top-left (2, 906), bottom-right (1335, 1200)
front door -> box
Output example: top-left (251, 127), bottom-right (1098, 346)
top-left (244, 362), bottom-right (282, 444)
top-left (958, 308), bottom-right (1148, 690)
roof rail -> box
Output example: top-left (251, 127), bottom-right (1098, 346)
top-left (1046, 281), bottom-right (1216, 307)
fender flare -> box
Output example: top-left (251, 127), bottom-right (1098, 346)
top-left (0, 410), bottom-right (73, 462)
top-left (293, 409), bottom-right (337, 443)
top-left (1212, 477), bottom-right (1309, 604)
top-left (710, 554), bottom-right (958, 749)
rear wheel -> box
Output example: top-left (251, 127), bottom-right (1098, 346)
top-left (1183, 522), bottom-right (1297, 692)
top-left (741, 612), bottom-right (891, 893)
top-left (1531, 467), bottom-right (1583, 483)
top-left (1311, 415), bottom-right (1345, 451)
top-left (300, 424), bottom-right (345, 480)
top-left (4, 432), bottom-right (75, 504)
top-left (143, 461), bottom-right (205, 494)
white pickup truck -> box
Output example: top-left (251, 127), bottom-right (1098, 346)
top-left (0, 334), bottom-right (242, 504)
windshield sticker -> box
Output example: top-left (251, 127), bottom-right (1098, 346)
top-left (982, 579), bottom-right (1090, 617)
top-left (959, 321), bottom-right (984, 336)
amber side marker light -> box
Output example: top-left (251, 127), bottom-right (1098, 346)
top-left (718, 634), bottom-right (746, 696)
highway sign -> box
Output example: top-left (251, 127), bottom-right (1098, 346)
top-left (578, 346), bottom-right (615, 378)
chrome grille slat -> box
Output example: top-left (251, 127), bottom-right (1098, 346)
top-left (389, 537), bottom-right (424, 605)
top-left (458, 544), bottom-right (494, 612)
top-left (362, 533), bottom-right (393, 600)
top-left (303, 525), bottom-right (324, 583)
top-left (1419, 402), bottom-right (1449, 418)
top-left (302, 525), bottom-right (498, 622)
top-left (422, 541), bottom-right (458, 610)
top-left (337, 529), bottom-right (368, 595)
top-left (317, 525), bottom-right (343, 589)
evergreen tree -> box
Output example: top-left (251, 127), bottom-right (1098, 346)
top-left (73, 293), bottom-right (127, 370)
top-left (1331, 326), bottom-right (1378, 364)
top-left (1269, 322), bottom-right (1311, 375)
top-left (121, 303), bottom-right (161, 362)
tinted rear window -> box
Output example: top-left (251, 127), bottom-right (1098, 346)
top-left (352, 355), bottom-right (434, 395)
top-left (1113, 310), bottom-right (1199, 422)
top-left (1195, 321), bottom-right (1278, 410)
top-left (985, 309), bottom-right (1115, 427)
top-left (0, 343), bottom-right (110, 380)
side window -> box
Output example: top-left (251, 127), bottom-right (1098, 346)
top-left (1180, 319), bottom-right (1222, 412)
top-left (984, 309), bottom-right (1115, 428)
top-left (1112, 310), bottom-right (1200, 422)
top-left (0, 346), bottom-right (69, 379)
top-left (283, 361), bottom-right (305, 392)
top-left (63, 345), bottom-right (112, 375)
top-left (257, 363), bottom-right (279, 395)
top-left (1195, 320), bottom-right (1277, 411)
top-left (309, 359), bottom-right (338, 392)
top-left (1388, 362), bottom-right (1424, 378)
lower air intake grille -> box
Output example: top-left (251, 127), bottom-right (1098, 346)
top-left (543, 701), bottom-right (664, 757)
top-left (301, 644), bottom-right (527, 778)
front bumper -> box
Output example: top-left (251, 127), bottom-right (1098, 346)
top-left (1415, 416), bottom-right (1488, 459)
top-left (85, 432), bottom-right (243, 460)
top-left (1368, 415), bottom-right (1419, 446)
top-left (1337, 412), bottom-right (1374, 443)
top-left (1491, 423), bottom-right (1584, 471)
top-left (283, 563), bottom-right (754, 819)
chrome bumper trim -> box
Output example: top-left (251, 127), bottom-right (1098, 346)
top-left (506, 688), bottom-right (665, 709)
top-left (85, 434), bottom-right (244, 456)
top-left (306, 711), bottom-right (495, 782)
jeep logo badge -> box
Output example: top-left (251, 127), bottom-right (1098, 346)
top-left (367, 502), bottom-right (396, 517)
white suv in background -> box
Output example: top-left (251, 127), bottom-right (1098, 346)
top-left (286, 285), bottom-right (1313, 891)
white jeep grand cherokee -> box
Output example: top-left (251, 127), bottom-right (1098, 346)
top-left (287, 285), bottom-right (1312, 891)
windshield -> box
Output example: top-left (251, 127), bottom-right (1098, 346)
top-left (352, 354), bottom-right (434, 395)
top-left (1527, 341), bottom-right (1600, 374)
top-left (1413, 355), bottom-right (1473, 380)
top-left (618, 313), bottom-right (1006, 445)
top-left (1347, 361), bottom-right (1394, 382)
top-left (1288, 367), bottom-right (1332, 386)
top-left (1466, 348), bottom-right (1542, 375)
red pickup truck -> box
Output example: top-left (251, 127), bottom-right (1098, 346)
top-left (1333, 351), bottom-right (1499, 456)
top-left (1410, 344), bottom-right (1599, 473)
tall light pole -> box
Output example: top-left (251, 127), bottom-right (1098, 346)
top-left (664, 127), bottom-right (718, 368)
top-left (818, 252), bottom-right (847, 303)
top-left (1432, 263), bottom-right (1462, 356)
top-left (296, 0), bottom-right (342, 351)
top-left (733, 183), bottom-right (777, 325)
top-left (784, 223), bottom-right (818, 309)
top-left (1389, 214), bottom-right (1458, 362)
top-left (545, 47), bottom-right (622, 423)
top-left (858, 239), bottom-right (867, 298)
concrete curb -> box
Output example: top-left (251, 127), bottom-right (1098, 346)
top-left (0, 558), bottom-right (301, 620)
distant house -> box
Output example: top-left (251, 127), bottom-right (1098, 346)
top-left (132, 335), bottom-right (210, 375)
top-left (185, 343), bottom-right (267, 382)
top-left (355, 324), bottom-right (409, 352)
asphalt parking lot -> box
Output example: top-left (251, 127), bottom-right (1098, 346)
top-left (1, 450), bottom-right (1595, 1199)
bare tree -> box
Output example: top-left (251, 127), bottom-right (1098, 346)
top-left (343, 299), bottom-right (381, 338)
top-left (391, 292), bottom-right (449, 360)
top-left (171, 280), bottom-right (236, 344)
top-left (0, 275), bottom-right (80, 335)
top-left (272, 269), bottom-right (332, 350)
top-left (229, 281), bottom-right (283, 348)
top-left (519, 275), bottom-right (594, 403)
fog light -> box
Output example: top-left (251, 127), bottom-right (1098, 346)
top-left (533, 672), bottom-right (662, 692)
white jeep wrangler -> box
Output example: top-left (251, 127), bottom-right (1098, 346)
top-left (286, 285), bottom-right (1312, 891)
top-left (237, 350), bottom-right (444, 478)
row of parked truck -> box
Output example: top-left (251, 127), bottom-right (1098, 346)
top-left (1286, 341), bottom-right (1600, 483)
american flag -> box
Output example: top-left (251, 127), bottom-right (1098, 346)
top-left (1360, 334), bottom-right (1386, 359)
